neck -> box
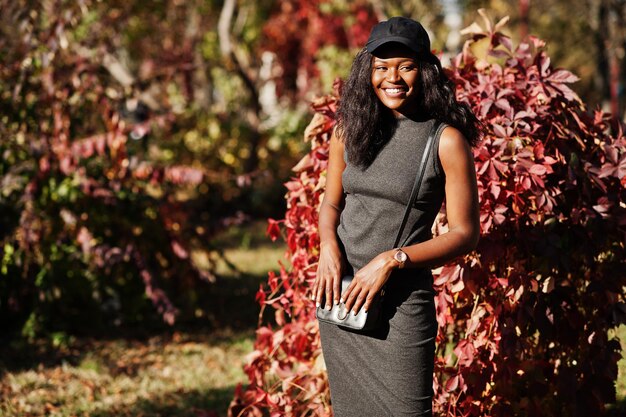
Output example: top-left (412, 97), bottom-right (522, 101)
top-left (394, 109), bottom-right (430, 122)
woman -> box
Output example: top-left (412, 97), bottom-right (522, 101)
top-left (312, 17), bottom-right (481, 417)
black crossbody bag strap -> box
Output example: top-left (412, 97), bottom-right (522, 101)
top-left (392, 121), bottom-right (442, 249)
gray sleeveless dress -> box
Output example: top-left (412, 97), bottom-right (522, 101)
top-left (318, 117), bottom-right (446, 417)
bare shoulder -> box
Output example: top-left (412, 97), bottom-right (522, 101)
top-left (439, 125), bottom-right (470, 154)
top-left (331, 125), bottom-right (346, 147)
top-left (438, 125), bottom-right (473, 171)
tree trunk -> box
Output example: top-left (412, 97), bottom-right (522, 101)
top-left (592, 0), bottom-right (611, 111)
top-left (519, 0), bottom-right (530, 39)
top-left (218, 0), bottom-right (262, 175)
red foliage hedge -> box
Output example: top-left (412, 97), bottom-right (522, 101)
top-left (229, 15), bottom-right (626, 417)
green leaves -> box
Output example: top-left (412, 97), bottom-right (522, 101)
top-left (1, 243), bottom-right (15, 275)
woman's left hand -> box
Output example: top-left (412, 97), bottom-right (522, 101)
top-left (341, 251), bottom-right (395, 315)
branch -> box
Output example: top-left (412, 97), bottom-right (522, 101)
top-left (217, 0), bottom-right (259, 108)
top-left (217, 0), bottom-right (236, 57)
top-left (102, 52), bottom-right (135, 87)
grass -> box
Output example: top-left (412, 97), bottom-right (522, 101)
top-left (212, 219), bottom-right (289, 278)
top-left (607, 324), bottom-right (626, 416)
top-left (202, 220), bottom-right (288, 331)
top-left (0, 330), bottom-right (253, 417)
top-left (0, 219), bottom-right (287, 417)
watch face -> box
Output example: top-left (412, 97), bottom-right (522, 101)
top-left (395, 249), bottom-right (407, 263)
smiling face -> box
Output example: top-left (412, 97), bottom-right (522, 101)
top-left (370, 42), bottom-right (420, 118)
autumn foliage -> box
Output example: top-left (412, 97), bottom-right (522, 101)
top-left (0, 1), bottom-right (224, 336)
top-left (0, 0), bottom-right (377, 340)
top-left (262, 0), bottom-right (377, 97)
top-left (229, 14), bottom-right (626, 417)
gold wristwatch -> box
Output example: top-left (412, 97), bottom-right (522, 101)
top-left (392, 248), bottom-right (408, 269)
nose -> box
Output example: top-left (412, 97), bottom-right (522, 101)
top-left (386, 67), bottom-right (400, 83)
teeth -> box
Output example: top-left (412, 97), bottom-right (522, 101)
top-left (385, 88), bottom-right (404, 94)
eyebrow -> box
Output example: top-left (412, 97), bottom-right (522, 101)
top-left (372, 57), bottom-right (417, 64)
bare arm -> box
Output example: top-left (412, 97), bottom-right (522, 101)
top-left (312, 128), bottom-right (347, 309)
top-left (342, 126), bottom-right (480, 314)
top-left (318, 129), bottom-right (346, 251)
top-left (394, 125), bottom-right (480, 269)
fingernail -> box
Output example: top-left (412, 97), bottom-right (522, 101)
top-left (316, 302), bottom-right (320, 308)
top-left (352, 310), bottom-right (357, 316)
top-left (339, 298), bottom-right (344, 304)
top-left (326, 304), bottom-right (332, 311)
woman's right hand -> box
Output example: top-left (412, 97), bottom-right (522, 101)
top-left (313, 127), bottom-right (347, 311)
top-left (312, 240), bottom-right (345, 310)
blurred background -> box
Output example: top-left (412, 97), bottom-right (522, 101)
top-left (0, 0), bottom-right (624, 415)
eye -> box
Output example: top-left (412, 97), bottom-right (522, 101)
top-left (375, 66), bottom-right (387, 71)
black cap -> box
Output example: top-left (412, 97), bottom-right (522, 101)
top-left (365, 17), bottom-right (431, 55)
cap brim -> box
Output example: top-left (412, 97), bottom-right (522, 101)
top-left (365, 36), bottom-right (424, 55)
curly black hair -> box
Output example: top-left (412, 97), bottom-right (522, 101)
top-left (336, 48), bottom-right (482, 168)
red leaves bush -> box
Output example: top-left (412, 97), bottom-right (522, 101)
top-left (229, 16), bottom-right (625, 417)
